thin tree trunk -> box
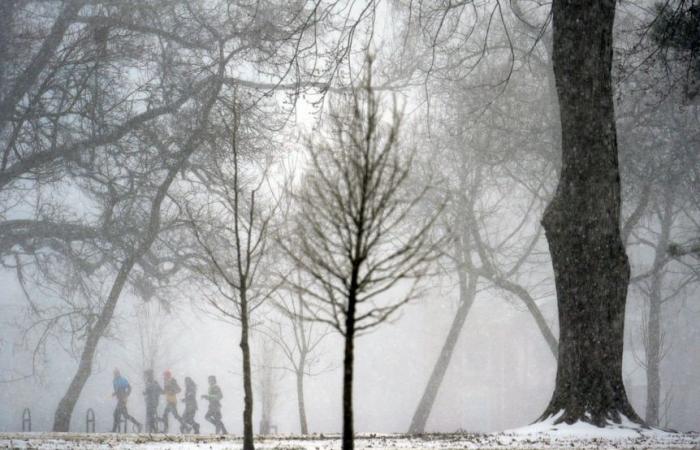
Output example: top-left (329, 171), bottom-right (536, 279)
top-left (52, 254), bottom-right (138, 431)
top-left (296, 367), bottom-right (309, 434)
top-left (240, 287), bottom-right (255, 450)
top-left (408, 269), bottom-right (477, 434)
top-left (484, 274), bottom-right (558, 359)
top-left (52, 162), bottom-right (181, 431)
top-left (645, 191), bottom-right (673, 426)
top-left (645, 284), bottom-right (662, 426)
top-left (51, 75), bottom-right (221, 431)
top-left (342, 299), bottom-right (356, 450)
top-left (539, 0), bottom-right (642, 426)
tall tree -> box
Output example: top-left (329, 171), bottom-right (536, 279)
top-left (1, 0), bottom-right (350, 431)
top-left (184, 101), bottom-right (280, 449)
top-left (283, 62), bottom-right (444, 450)
top-left (538, 0), bottom-right (642, 425)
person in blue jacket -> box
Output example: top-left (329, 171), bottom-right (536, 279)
top-left (112, 368), bottom-right (142, 433)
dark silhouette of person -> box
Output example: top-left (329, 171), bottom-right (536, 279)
top-left (111, 368), bottom-right (142, 433)
top-left (180, 376), bottom-right (200, 434)
top-left (202, 375), bottom-right (227, 434)
top-left (143, 369), bottom-right (163, 433)
top-left (161, 369), bottom-right (183, 432)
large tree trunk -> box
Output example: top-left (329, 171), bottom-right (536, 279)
top-left (408, 269), bottom-right (477, 434)
top-left (240, 288), bottom-right (255, 450)
top-left (539, 0), bottom-right (642, 426)
top-left (296, 366), bottom-right (309, 434)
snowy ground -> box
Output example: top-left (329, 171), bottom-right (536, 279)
top-left (1, 425), bottom-right (698, 450)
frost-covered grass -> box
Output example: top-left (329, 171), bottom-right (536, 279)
top-left (1, 428), bottom-right (698, 450)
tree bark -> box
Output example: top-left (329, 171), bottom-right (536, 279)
top-left (240, 286), bottom-right (255, 450)
top-left (342, 298), bottom-right (356, 450)
top-left (296, 367), bottom-right (309, 434)
top-left (408, 269), bottom-right (477, 434)
top-left (539, 0), bottom-right (642, 426)
top-left (644, 191), bottom-right (673, 426)
top-left (0, 0), bottom-right (16, 97)
top-left (645, 281), bottom-right (662, 426)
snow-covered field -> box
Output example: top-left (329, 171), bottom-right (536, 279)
top-left (1, 425), bottom-right (698, 450)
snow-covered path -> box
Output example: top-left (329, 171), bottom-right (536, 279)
top-left (1, 429), bottom-right (698, 450)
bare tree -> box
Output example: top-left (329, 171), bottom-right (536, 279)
top-left (253, 333), bottom-right (284, 435)
top-left (2, 0), bottom-right (357, 432)
top-left (267, 278), bottom-right (334, 435)
top-left (282, 60), bottom-right (444, 450)
top-left (407, 55), bottom-right (560, 433)
top-left (184, 100), bottom-right (280, 449)
top-left (391, 0), bottom-right (646, 426)
top-left (536, 0), bottom-right (645, 425)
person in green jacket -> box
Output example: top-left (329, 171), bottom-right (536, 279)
top-left (201, 375), bottom-right (227, 434)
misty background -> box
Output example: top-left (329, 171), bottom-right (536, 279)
top-left (1, 0), bottom-right (698, 437)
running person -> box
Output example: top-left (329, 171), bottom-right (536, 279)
top-left (111, 369), bottom-right (142, 433)
top-left (201, 375), bottom-right (227, 434)
top-left (180, 376), bottom-right (200, 434)
top-left (161, 369), bottom-right (183, 433)
top-left (143, 369), bottom-right (163, 433)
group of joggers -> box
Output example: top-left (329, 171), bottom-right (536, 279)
top-left (112, 368), bottom-right (228, 434)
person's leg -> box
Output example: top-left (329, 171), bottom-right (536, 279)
top-left (193, 418), bottom-right (200, 435)
top-left (180, 410), bottom-right (190, 433)
top-left (205, 408), bottom-right (216, 433)
top-left (112, 403), bottom-right (121, 432)
top-left (214, 410), bottom-right (226, 434)
top-left (147, 405), bottom-right (157, 433)
top-left (219, 415), bottom-right (227, 435)
top-left (123, 402), bottom-right (141, 432)
top-left (161, 404), bottom-right (170, 432)
top-left (172, 402), bottom-right (183, 425)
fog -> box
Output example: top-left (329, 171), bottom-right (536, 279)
top-left (0, 0), bottom-right (698, 443)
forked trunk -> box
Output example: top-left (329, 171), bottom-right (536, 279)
top-left (539, 0), bottom-right (642, 426)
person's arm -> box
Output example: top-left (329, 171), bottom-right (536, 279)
top-left (213, 386), bottom-right (223, 401)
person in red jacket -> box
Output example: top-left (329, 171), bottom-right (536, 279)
top-left (161, 369), bottom-right (183, 433)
